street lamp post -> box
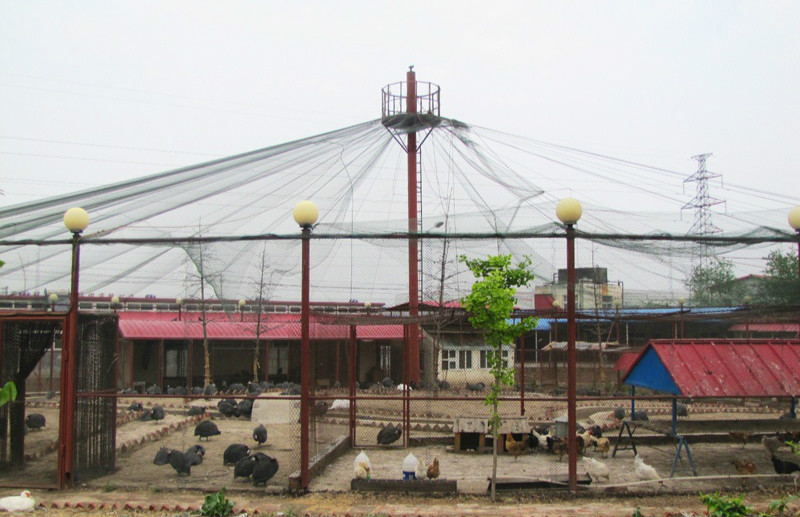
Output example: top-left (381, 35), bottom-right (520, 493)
top-left (176, 297), bottom-right (183, 321)
top-left (294, 200), bottom-right (318, 489)
top-left (790, 207), bottom-right (800, 340)
top-left (111, 295), bottom-right (120, 313)
top-left (238, 298), bottom-right (246, 322)
top-left (556, 197), bottom-right (582, 494)
top-left (59, 207), bottom-right (89, 489)
top-left (49, 292), bottom-right (58, 312)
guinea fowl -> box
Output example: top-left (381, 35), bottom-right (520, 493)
top-left (376, 424), bottom-right (402, 445)
top-left (186, 444), bottom-right (206, 457)
top-left (127, 402), bottom-right (143, 412)
top-left (223, 444), bottom-right (251, 466)
top-left (237, 399), bottom-right (253, 418)
top-left (234, 455), bottom-right (258, 479)
top-left (151, 405), bottom-right (165, 423)
top-left (25, 413), bottom-right (46, 431)
top-left (252, 455), bottom-right (279, 486)
top-left (166, 449), bottom-right (193, 475)
top-left (217, 400), bottom-right (238, 418)
top-left (253, 424), bottom-right (268, 446)
top-left (187, 406), bottom-right (206, 417)
top-left (153, 447), bottom-right (171, 465)
top-left (194, 420), bottom-right (221, 440)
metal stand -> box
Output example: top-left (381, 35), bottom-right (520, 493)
top-left (612, 420), bottom-right (638, 457)
top-left (670, 435), bottom-right (697, 477)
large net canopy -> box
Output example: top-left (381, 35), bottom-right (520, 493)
top-left (0, 117), bottom-right (796, 306)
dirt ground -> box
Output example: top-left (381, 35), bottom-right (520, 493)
top-left (3, 393), bottom-right (800, 516)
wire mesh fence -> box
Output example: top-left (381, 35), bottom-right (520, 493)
top-left (0, 230), bottom-right (799, 495)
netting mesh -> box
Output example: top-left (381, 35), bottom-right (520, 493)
top-left (0, 118), bottom-right (796, 306)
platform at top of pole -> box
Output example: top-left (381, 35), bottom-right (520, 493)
top-left (381, 79), bottom-right (442, 132)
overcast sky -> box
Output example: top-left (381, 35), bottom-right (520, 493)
top-left (1, 1), bottom-right (799, 211)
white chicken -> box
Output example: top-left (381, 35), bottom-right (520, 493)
top-left (0, 491), bottom-right (35, 512)
top-left (416, 458), bottom-right (427, 480)
top-left (634, 454), bottom-right (660, 481)
top-left (582, 456), bottom-right (610, 481)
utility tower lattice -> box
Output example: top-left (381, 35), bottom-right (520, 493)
top-left (682, 153), bottom-right (725, 266)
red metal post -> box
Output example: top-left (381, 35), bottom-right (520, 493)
top-left (300, 227), bottom-right (311, 488)
top-left (263, 341), bottom-right (269, 382)
top-left (349, 325), bottom-right (356, 445)
top-left (58, 233), bottom-right (81, 489)
top-left (566, 224), bottom-right (578, 493)
top-left (406, 68), bottom-right (421, 383)
top-left (520, 333), bottom-right (525, 416)
top-left (335, 341), bottom-right (341, 385)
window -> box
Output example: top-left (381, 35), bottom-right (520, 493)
top-left (379, 344), bottom-right (392, 376)
top-left (480, 349), bottom-right (510, 368)
top-left (458, 350), bottom-right (472, 369)
top-left (441, 349), bottom-right (456, 371)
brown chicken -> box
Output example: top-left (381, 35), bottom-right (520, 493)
top-left (729, 432), bottom-right (751, 448)
top-left (732, 460), bottom-right (756, 475)
top-left (426, 457), bottom-right (440, 479)
top-left (506, 433), bottom-right (530, 461)
top-left (552, 438), bottom-right (567, 461)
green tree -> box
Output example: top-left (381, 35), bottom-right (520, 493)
top-left (460, 254), bottom-right (537, 501)
top-left (758, 249), bottom-right (799, 307)
top-left (686, 258), bottom-right (744, 306)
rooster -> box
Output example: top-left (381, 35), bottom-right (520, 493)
top-left (427, 457), bottom-right (440, 479)
top-left (506, 433), bottom-right (530, 461)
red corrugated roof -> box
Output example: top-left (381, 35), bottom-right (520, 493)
top-left (118, 319), bottom-right (404, 340)
top-left (613, 352), bottom-right (639, 373)
top-left (625, 339), bottom-right (800, 397)
top-left (729, 323), bottom-right (799, 333)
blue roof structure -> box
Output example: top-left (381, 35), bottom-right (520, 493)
top-left (623, 346), bottom-right (680, 395)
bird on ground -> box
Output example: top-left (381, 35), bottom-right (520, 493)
top-left (186, 450), bottom-right (204, 466)
top-left (613, 407), bottom-right (626, 420)
top-left (217, 400), bottom-right (238, 418)
top-left (187, 406), bottom-right (206, 417)
top-left (634, 454), bottom-right (660, 481)
top-left (416, 458), bottom-right (427, 480)
top-left (253, 424), bottom-right (268, 446)
top-left (25, 414), bottom-right (46, 431)
top-left (138, 409), bottom-right (154, 421)
top-left (223, 444), bottom-right (251, 466)
top-left (151, 405), bottom-right (165, 423)
top-left (46, 391), bottom-right (57, 400)
top-left (173, 386), bottom-right (188, 395)
top-left (579, 430), bottom-right (597, 449)
top-left (771, 455), bottom-right (800, 475)
top-left (146, 384), bottom-right (161, 395)
top-left (237, 399), bottom-right (253, 418)
top-left (186, 444), bottom-right (205, 457)
top-left (583, 456), bottom-right (610, 481)
top-left (762, 435), bottom-right (781, 456)
top-left (575, 435), bottom-right (586, 456)
top-left (127, 402), bottom-right (143, 412)
top-left (732, 460), bottom-right (756, 475)
top-left (505, 433), bottom-right (529, 461)
top-left (228, 383), bottom-right (245, 394)
top-left (194, 420), bottom-right (221, 440)
top-left (381, 377), bottom-right (394, 388)
top-left (427, 458), bottom-right (440, 480)
top-left (166, 450), bottom-right (193, 475)
top-left (676, 403), bottom-right (689, 417)
top-left (377, 424), bottom-right (402, 445)
top-left (203, 384), bottom-right (217, 397)
top-left (153, 447), bottom-right (171, 466)
top-left (729, 432), bottom-right (751, 448)
top-left (631, 410), bottom-right (649, 421)
top-left (234, 455), bottom-right (259, 479)
top-left (252, 455), bottom-right (279, 486)
top-left (552, 438), bottom-right (567, 461)
top-left (191, 386), bottom-right (203, 396)
top-left (596, 437), bottom-right (611, 458)
top-left (466, 382), bottom-right (485, 391)
top-left (354, 460), bottom-right (370, 480)
top-left (247, 382), bottom-right (262, 396)
top-left (0, 491), bottom-right (36, 512)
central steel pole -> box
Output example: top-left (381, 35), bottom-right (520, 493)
top-left (300, 226), bottom-right (311, 488)
top-left (406, 68), bottom-right (421, 383)
top-left (566, 223), bottom-right (578, 493)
